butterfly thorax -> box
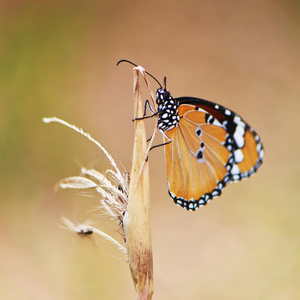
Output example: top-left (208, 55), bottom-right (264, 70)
top-left (156, 88), bottom-right (180, 131)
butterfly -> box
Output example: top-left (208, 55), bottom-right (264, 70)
top-left (117, 60), bottom-right (264, 211)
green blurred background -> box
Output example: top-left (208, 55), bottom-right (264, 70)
top-left (1, 0), bottom-right (300, 299)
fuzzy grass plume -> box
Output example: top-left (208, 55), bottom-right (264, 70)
top-left (43, 116), bottom-right (129, 245)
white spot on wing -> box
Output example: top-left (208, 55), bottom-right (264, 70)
top-left (231, 164), bottom-right (240, 175)
top-left (234, 149), bottom-right (244, 163)
top-left (233, 131), bottom-right (245, 148)
top-left (188, 202), bottom-right (194, 209)
top-left (233, 115), bottom-right (242, 124)
top-left (213, 119), bottom-right (222, 126)
top-left (258, 147), bottom-right (264, 160)
top-left (236, 124), bottom-right (245, 136)
top-left (232, 174), bottom-right (240, 181)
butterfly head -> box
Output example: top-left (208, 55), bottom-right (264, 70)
top-left (156, 88), bottom-right (171, 105)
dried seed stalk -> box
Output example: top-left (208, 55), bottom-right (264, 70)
top-left (125, 67), bottom-right (154, 300)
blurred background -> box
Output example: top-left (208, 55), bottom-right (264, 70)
top-left (1, 0), bottom-right (300, 299)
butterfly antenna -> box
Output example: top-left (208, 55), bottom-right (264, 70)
top-left (164, 76), bottom-right (167, 89)
top-left (117, 59), bottom-right (162, 88)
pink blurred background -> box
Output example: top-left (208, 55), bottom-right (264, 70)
top-left (1, 0), bottom-right (299, 299)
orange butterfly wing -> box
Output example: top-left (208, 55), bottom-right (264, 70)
top-left (184, 98), bottom-right (264, 179)
top-left (163, 100), bottom-right (264, 210)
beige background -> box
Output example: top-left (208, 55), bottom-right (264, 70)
top-left (1, 0), bottom-right (299, 299)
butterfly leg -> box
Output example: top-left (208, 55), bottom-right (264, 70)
top-left (148, 141), bottom-right (171, 155)
top-left (144, 99), bottom-right (155, 115)
top-left (147, 131), bottom-right (172, 156)
top-left (132, 100), bottom-right (158, 121)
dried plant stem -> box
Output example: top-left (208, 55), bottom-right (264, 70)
top-left (125, 67), bottom-right (153, 299)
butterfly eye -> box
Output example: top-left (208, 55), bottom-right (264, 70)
top-left (156, 89), bottom-right (164, 104)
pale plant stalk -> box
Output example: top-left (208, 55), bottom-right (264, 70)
top-left (125, 67), bottom-right (154, 299)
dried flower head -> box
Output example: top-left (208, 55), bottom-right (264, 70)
top-left (43, 117), bottom-right (129, 250)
